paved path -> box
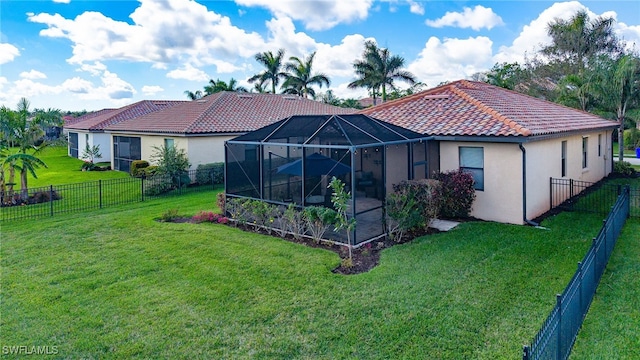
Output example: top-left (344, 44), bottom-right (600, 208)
top-left (623, 156), bottom-right (640, 165)
top-left (430, 219), bottom-right (460, 231)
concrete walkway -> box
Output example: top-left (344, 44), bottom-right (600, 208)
top-left (430, 219), bottom-right (460, 232)
top-left (623, 156), bottom-right (640, 166)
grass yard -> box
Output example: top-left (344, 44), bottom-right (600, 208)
top-left (23, 146), bottom-right (129, 187)
top-left (1, 189), bottom-right (612, 359)
top-left (570, 218), bottom-right (640, 359)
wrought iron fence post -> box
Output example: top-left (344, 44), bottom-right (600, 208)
top-left (577, 261), bottom-right (583, 320)
top-left (523, 345), bottom-right (530, 360)
top-left (99, 180), bottom-right (103, 209)
top-left (592, 237), bottom-right (598, 289)
top-left (570, 178), bottom-right (574, 199)
top-left (549, 177), bottom-right (553, 211)
top-left (557, 294), bottom-right (562, 360)
top-left (141, 176), bottom-right (145, 202)
top-left (49, 185), bottom-right (54, 217)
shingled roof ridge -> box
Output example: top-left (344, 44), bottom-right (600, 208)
top-left (450, 81), bottom-right (532, 136)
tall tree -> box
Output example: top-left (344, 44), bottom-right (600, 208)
top-left (590, 54), bottom-right (640, 161)
top-left (282, 52), bottom-right (330, 99)
top-left (485, 62), bottom-right (526, 90)
top-left (539, 10), bottom-right (621, 82)
top-left (349, 41), bottom-right (416, 104)
top-left (204, 78), bottom-right (248, 95)
top-left (248, 49), bottom-right (288, 94)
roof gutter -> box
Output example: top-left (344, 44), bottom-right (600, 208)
top-left (519, 143), bottom-right (539, 227)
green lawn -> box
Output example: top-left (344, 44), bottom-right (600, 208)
top-left (2, 189), bottom-right (613, 359)
top-left (570, 218), bottom-right (640, 359)
top-left (613, 142), bottom-right (637, 158)
top-left (23, 146), bottom-right (129, 187)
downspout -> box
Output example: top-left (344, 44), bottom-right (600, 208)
top-left (519, 144), bottom-right (540, 226)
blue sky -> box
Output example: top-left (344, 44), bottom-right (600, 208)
top-left (1, 0), bottom-right (639, 111)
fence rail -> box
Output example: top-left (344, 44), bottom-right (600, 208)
top-left (550, 177), bottom-right (639, 217)
top-left (524, 185), bottom-right (631, 360)
top-left (0, 169), bottom-right (221, 222)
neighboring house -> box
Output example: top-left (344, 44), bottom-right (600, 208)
top-left (64, 101), bottom-right (185, 163)
top-left (360, 80), bottom-right (618, 225)
top-left (102, 92), bottom-right (353, 172)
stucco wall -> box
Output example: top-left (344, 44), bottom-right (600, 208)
top-left (438, 130), bottom-right (612, 225)
top-left (525, 130), bottom-right (612, 220)
top-left (188, 136), bottom-right (235, 167)
top-left (440, 141), bottom-right (523, 224)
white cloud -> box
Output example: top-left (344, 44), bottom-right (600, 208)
top-left (425, 5), bottom-right (504, 31)
top-left (28, 0), bottom-right (265, 73)
top-left (315, 34), bottom-right (372, 79)
top-left (166, 64), bottom-right (209, 82)
top-left (142, 85), bottom-right (164, 96)
top-left (616, 21), bottom-right (640, 50)
top-left (407, 1), bottom-right (425, 15)
top-left (408, 36), bottom-right (494, 86)
top-left (53, 0), bottom-right (71, 3)
top-left (62, 77), bottom-right (93, 93)
top-left (235, 0), bottom-right (373, 31)
top-left (20, 70), bottom-right (47, 80)
top-left (0, 43), bottom-right (20, 64)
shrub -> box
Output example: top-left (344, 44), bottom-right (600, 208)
top-left (196, 163), bottom-right (224, 185)
top-left (282, 203), bottom-right (305, 239)
top-left (81, 161), bottom-right (97, 171)
top-left (130, 160), bottom-right (150, 176)
top-left (158, 208), bottom-right (180, 222)
top-left (139, 165), bottom-right (158, 176)
top-left (623, 128), bottom-right (640, 150)
top-left (613, 161), bottom-right (637, 177)
top-left (192, 211), bottom-right (221, 223)
top-left (386, 179), bottom-right (441, 241)
top-left (303, 206), bottom-right (338, 243)
top-left (433, 169), bottom-right (476, 218)
top-left (217, 193), bottom-right (226, 214)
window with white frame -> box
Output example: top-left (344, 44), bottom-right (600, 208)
top-left (598, 134), bottom-right (602, 157)
top-left (164, 138), bottom-right (174, 149)
top-left (459, 147), bottom-right (484, 191)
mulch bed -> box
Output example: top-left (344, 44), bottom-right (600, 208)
top-left (159, 216), bottom-right (440, 275)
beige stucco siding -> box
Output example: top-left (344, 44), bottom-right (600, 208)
top-left (525, 130), bottom-right (612, 220)
top-left (440, 141), bottom-right (523, 224)
top-left (188, 136), bottom-right (236, 167)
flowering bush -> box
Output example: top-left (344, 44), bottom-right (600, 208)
top-left (433, 169), bottom-right (476, 218)
top-left (192, 211), bottom-right (221, 223)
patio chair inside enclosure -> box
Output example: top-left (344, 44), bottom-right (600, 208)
top-left (225, 114), bottom-right (436, 246)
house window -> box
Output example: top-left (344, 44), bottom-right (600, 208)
top-left (113, 136), bottom-right (141, 172)
top-left (69, 132), bottom-right (79, 158)
top-left (85, 133), bottom-right (89, 144)
top-left (598, 134), bottom-right (602, 157)
top-left (582, 137), bottom-right (588, 169)
top-left (164, 138), bottom-right (174, 149)
top-left (561, 141), bottom-right (567, 177)
top-left (459, 147), bottom-right (484, 191)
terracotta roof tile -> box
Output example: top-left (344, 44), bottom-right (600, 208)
top-left (359, 80), bottom-right (617, 137)
top-left (64, 100), bottom-right (186, 131)
top-left (104, 92), bottom-right (354, 134)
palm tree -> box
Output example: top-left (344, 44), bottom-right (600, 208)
top-left (282, 52), bottom-right (330, 99)
top-left (590, 54), bottom-right (640, 161)
top-left (184, 90), bottom-right (203, 100)
top-left (248, 49), bottom-right (288, 94)
top-left (542, 10), bottom-right (621, 76)
top-left (349, 41), bottom-right (416, 104)
top-left (203, 78), bottom-right (248, 95)
top-left (3, 98), bottom-right (51, 199)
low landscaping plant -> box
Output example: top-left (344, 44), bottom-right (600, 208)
top-left (303, 206), bottom-right (338, 243)
top-left (130, 160), bottom-right (150, 177)
top-left (387, 179), bottom-right (442, 241)
top-left (158, 208), bottom-right (180, 222)
top-left (434, 169), bottom-right (476, 218)
top-left (614, 161), bottom-right (637, 177)
top-left (195, 163), bottom-right (224, 185)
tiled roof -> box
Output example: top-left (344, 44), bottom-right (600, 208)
top-left (104, 92), bottom-right (354, 134)
top-left (65, 100), bottom-right (186, 131)
top-left (359, 80), bottom-right (617, 137)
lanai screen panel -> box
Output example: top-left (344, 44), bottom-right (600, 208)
top-left (226, 142), bottom-right (260, 198)
top-left (263, 144), bottom-right (303, 204)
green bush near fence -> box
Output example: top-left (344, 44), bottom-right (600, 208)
top-left (195, 163), bottom-right (224, 185)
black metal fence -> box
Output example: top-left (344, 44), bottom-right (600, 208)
top-left (0, 169), bottom-right (221, 221)
top-left (550, 177), bottom-right (639, 218)
top-left (524, 185), bottom-right (631, 360)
